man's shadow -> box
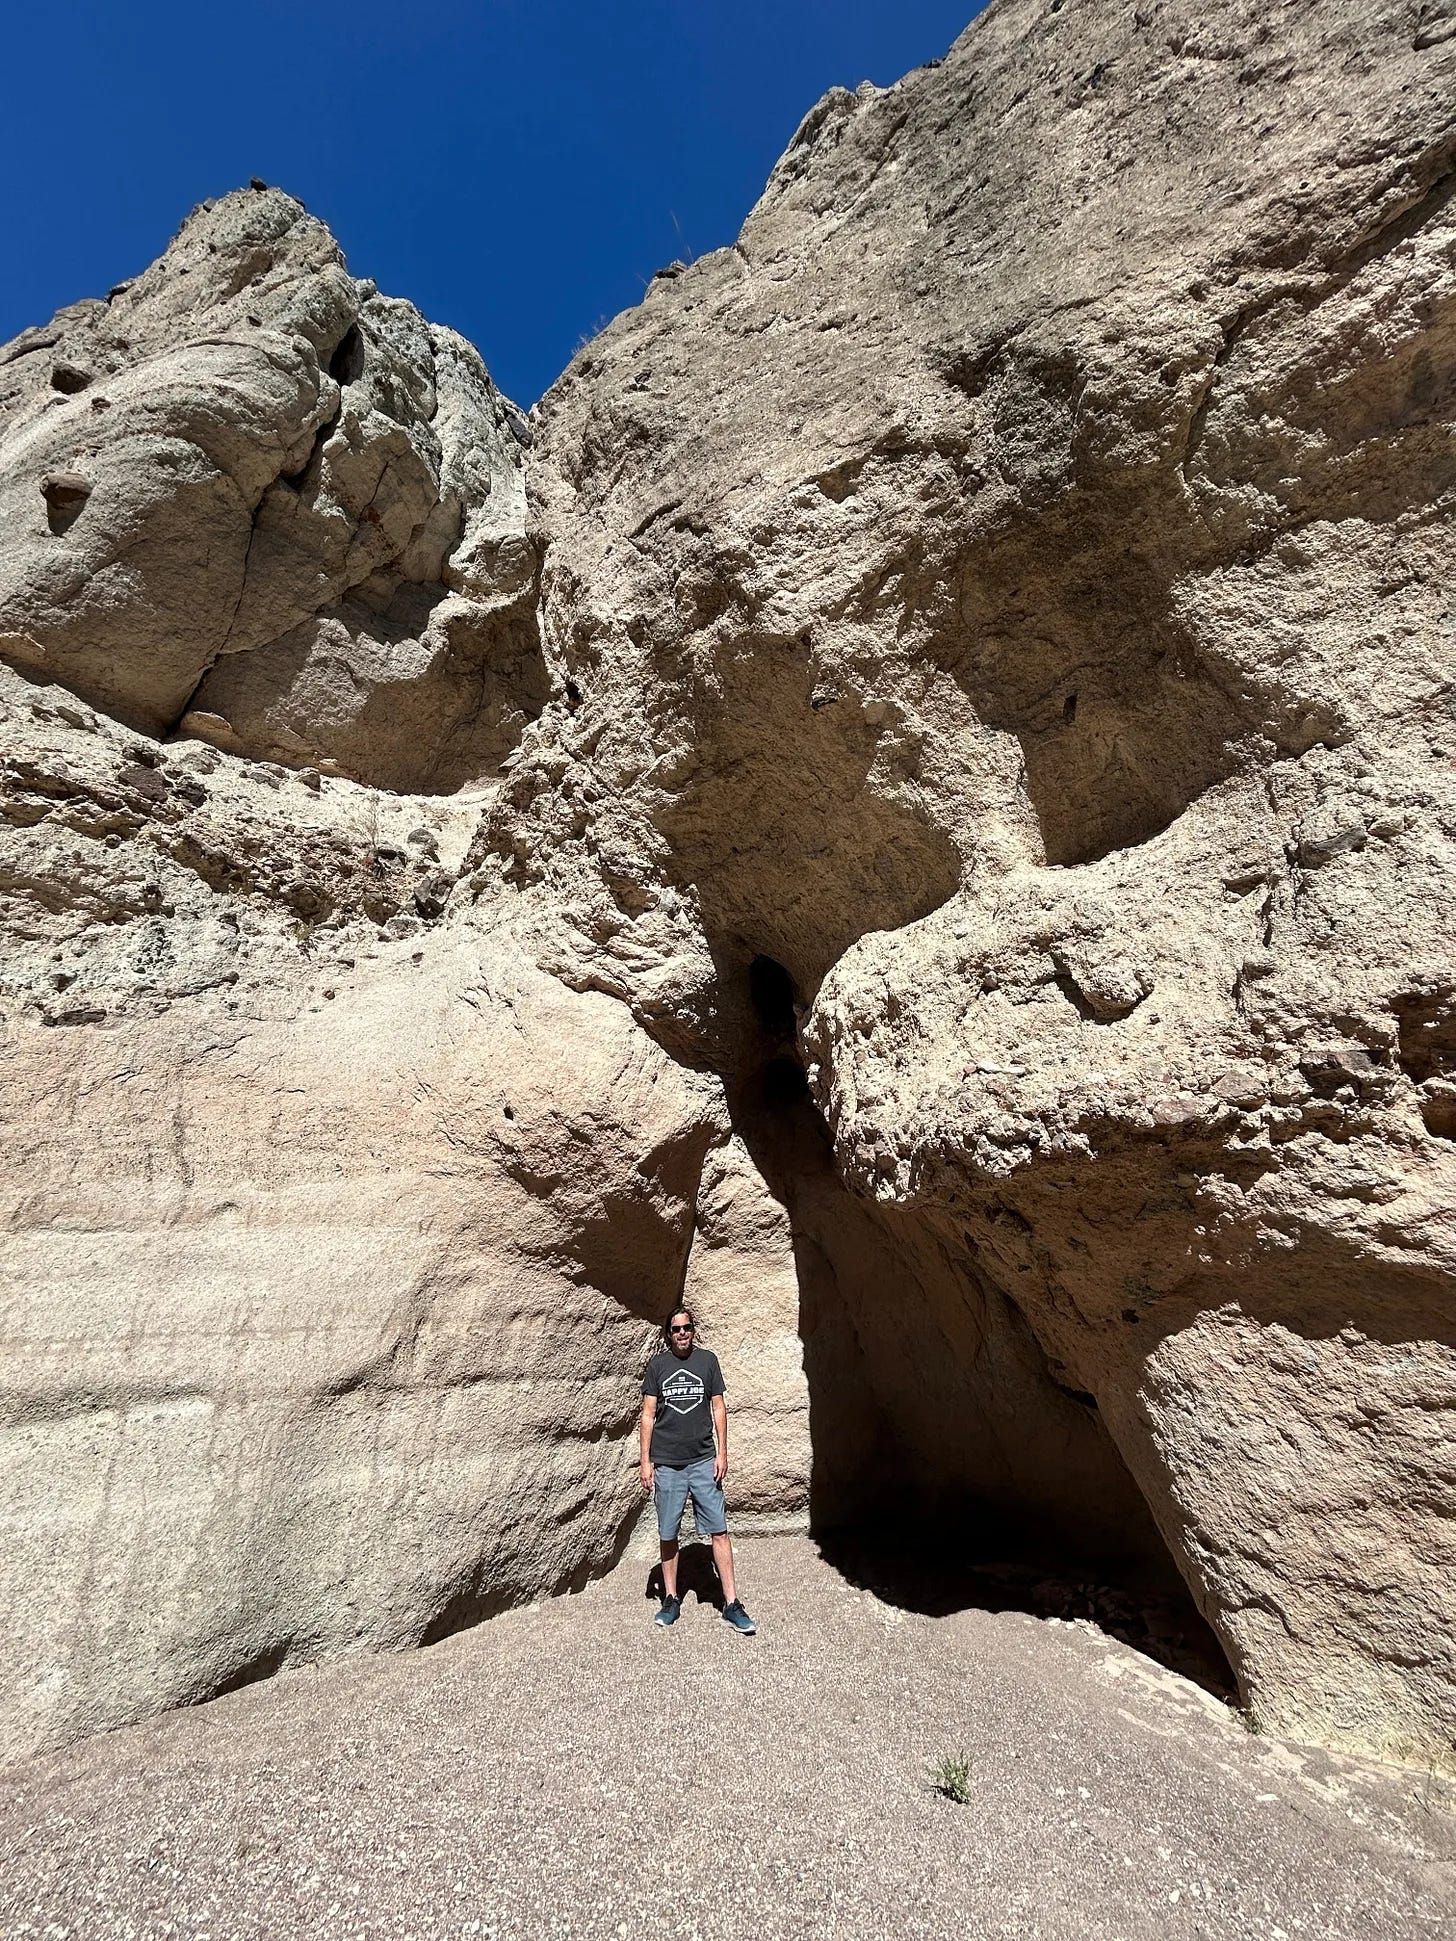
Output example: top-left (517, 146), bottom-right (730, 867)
top-left (645, 1541), bottom-right (725, 1611)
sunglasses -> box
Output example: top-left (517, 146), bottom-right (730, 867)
top-left (669, 1324), bottom-right (694, 1335)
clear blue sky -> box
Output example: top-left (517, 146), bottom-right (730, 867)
top-left (1, 1), bottom-right (985, 408)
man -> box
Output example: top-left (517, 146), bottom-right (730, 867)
top-left (640, 1306), bottom-right (756, 1634)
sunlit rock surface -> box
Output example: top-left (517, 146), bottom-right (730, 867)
top-left (3, 0), bottom-right (1456, 1770)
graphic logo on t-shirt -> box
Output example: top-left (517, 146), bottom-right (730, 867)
top-left (661, 1367), bottom-right (705, 1415)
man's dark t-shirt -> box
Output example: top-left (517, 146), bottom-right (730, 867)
top-left (642, 1346), bottom-right (725, 1466)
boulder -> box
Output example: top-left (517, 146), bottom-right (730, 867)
top-left (0, 187), bottom-right (541, 786)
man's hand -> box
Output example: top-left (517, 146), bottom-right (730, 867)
top-left (713, 1449), bottom-right (727, 1485)
top-left (640, 1458), bottom-right (655, 1495)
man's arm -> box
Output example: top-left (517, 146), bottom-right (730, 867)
top-left (640, 1394), bottom-right (657, 1493)
top-left (711, 1393), bottom-right (728, 1486)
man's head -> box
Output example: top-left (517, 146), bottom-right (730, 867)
top-left (664, 1306), bottom-right (696, 1358)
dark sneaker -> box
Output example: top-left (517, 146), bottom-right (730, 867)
top-left (721, 1599), bottom-right (757, 1636)
top-left (654, 1594), bottom-right (682, 1628)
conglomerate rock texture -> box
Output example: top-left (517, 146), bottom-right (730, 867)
top-left (3, 0), bottom-right (1456, 1772)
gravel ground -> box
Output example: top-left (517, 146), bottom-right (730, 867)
top-left (2, 1537), bottom-right (1452, 1941)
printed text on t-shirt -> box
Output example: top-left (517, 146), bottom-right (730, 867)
top-left (660, 1368), bottom-right (704, 1414)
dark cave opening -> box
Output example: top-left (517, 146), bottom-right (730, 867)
top-left (748, 952), bottom-right (811, 1105)
top-left (328, 323), bottom-right (366, 386)
top-left (730, 952), bottom-right (1234, 1696)
top-left (749, 952), bottom-right (799, 1041)
top-left (815, 1521), bottom-right (1233, 1696)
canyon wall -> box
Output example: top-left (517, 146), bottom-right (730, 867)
top-left (3, 0), bottom-right (1455, 1770)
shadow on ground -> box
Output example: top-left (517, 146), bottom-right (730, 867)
top-left (817, 1520), bottom-right (1235, 1700)
top-left (645, 1542), bottom-right (725, 1612)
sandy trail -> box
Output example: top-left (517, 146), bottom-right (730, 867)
top-left (2, 1537), bottom-right (1452, 1940)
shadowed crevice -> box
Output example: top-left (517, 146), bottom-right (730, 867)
top-left (715, 951), bottom-right (1235, 1694)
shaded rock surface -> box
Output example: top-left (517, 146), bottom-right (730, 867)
top-left (2, 0), bottom-right (1456, 1780)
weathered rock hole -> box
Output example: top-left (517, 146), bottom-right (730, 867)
top-left (328, 323), bottom-right (365, 386)
top-left (939, 400), bottom-right (1267, 865)
top-left (1051, 956), bottom-right (1101, 1021)
top-left (188, 583), bottom-right (550, 792)
top-left (947, 582), bottom-right (1248, 867)
top-left (1395, 986), bottom-right (1456, 1083)
top-left (1421, 1092), bottom-right (1456, 1141)
top-left (658, 637), bottom-right (961, 1000)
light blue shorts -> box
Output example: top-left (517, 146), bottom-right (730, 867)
top-left (654, 1456), bottom-right (727, 1540)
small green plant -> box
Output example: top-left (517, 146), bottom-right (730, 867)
top-left (929, 1750), bottom-right (974, 1804)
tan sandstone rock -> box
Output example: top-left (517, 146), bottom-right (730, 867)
top-left (502, 0), bottom-right (1456, 1769)
top-left (0, 187), bottom-right (540, 787)
top-left (0, 674), bottom-right (721, 1760)
top-left (3, 0), bottom-right (1456, 1776)
top-left (679, 1133), bottom-right (812, 1530)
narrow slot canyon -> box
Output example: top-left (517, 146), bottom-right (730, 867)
top-left (726, 953), bottom-right (1234, 1696)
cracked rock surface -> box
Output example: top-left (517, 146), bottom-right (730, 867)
top-left (3, 0), bottom-right (1456, 1781)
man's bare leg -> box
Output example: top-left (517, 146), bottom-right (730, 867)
top-left (711, 1530), bottom-right (737, 1605)
top-left (660, 1538), bottom-right (679, 1599)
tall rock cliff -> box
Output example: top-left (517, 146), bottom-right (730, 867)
top-left (3, 0), bottom-right (1456, 1772)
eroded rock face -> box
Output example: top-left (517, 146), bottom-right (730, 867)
top-left (0, 675), bottom-right (723, 1763)
top-left (3, 0), bottom-right (1456, 1774)
top-left (2, 946), bottom-right (718, 1755)
top-left (0, 187), bottom-right (542, 788)
top-left (506, 0), bottom-right (1456, 1769)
